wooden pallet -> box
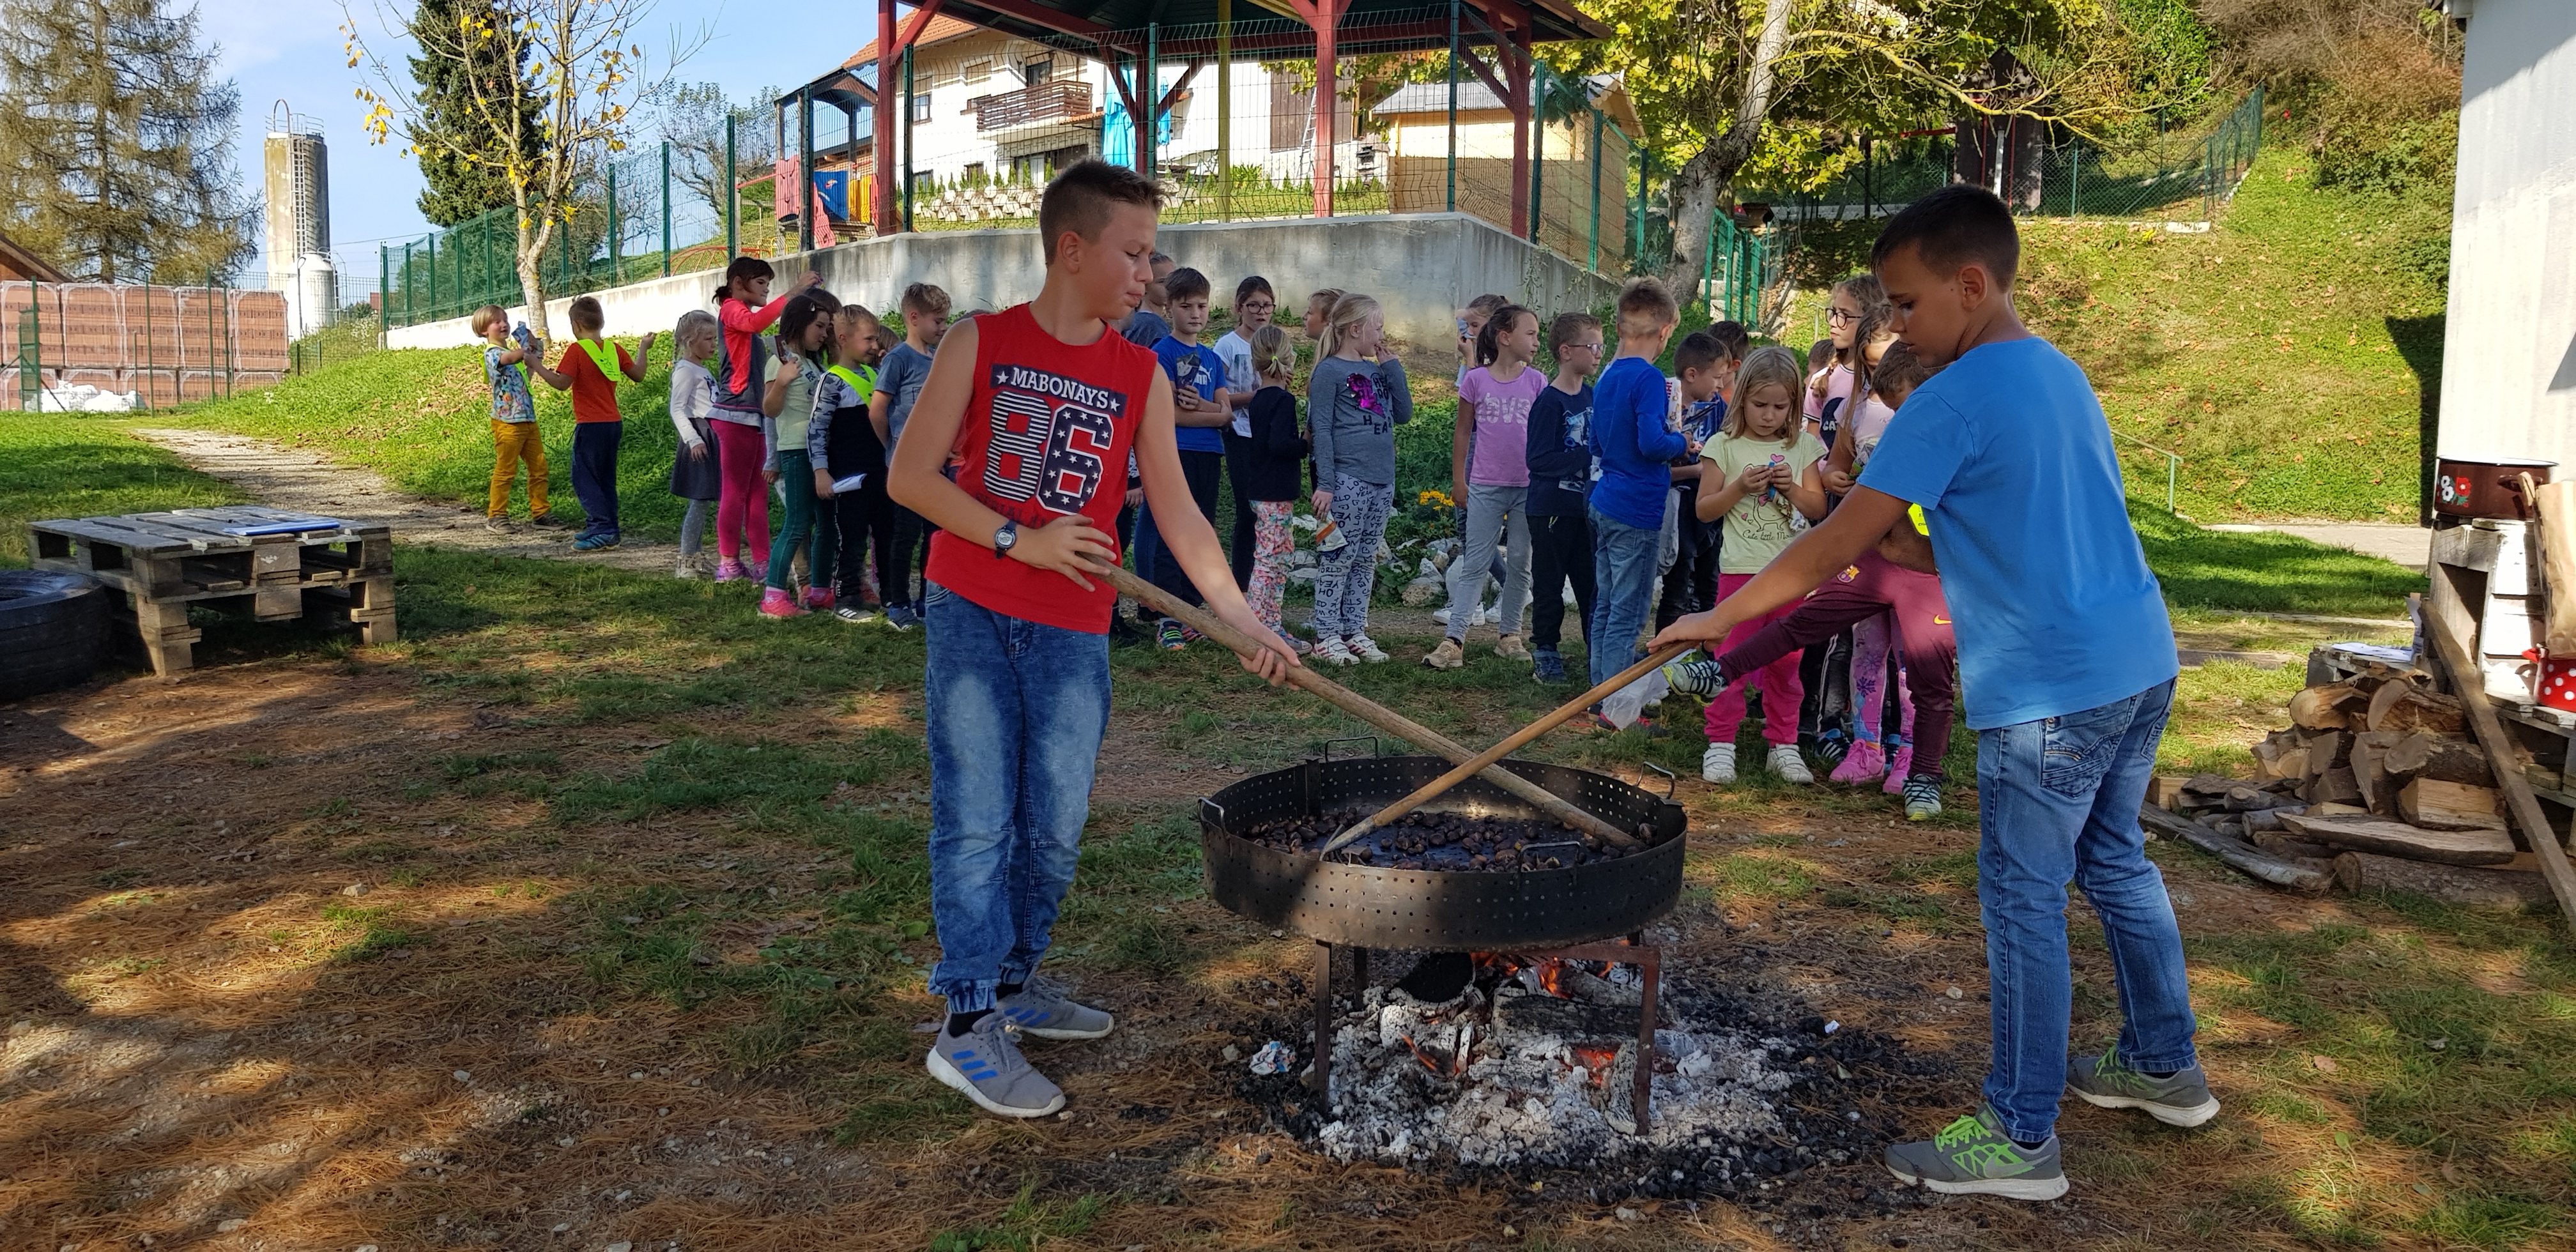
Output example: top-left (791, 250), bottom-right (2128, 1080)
top-left (27, 506), bottom-right (397, 676)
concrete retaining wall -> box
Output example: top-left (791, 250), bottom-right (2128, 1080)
top-left (387, 213), bottom-right (1622, 360)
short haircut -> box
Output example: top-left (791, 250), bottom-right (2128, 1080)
top-left (1871, 341), bottom-right (1935, 402)
top-left (900, 282), bottom-right (950, 321)
top-left (1164, 266), bottom-right (1211, 303)
top-left (1673, 330), bottom-right (1724, 376)
top-left (470, 305), bottom-right (508, 336)
top-left (1036, 159), bottom-right (1162, 264)
top-left (1547, 311), bottom-right (1602, 356)
top-left (1249, 323), bottom-right (1295, 378)
top-left (836, 302), bottom-right (882, 335)
top-left (1464, 293), bottom-right (1510, 319)
top-left (1150, 250), bottom-right (1173, 268)
top-left (1614, 277), bottom-right (1678, 337)
top-left (1706, 320), bottom-right (1751, 363)
top-left (1871, 183), bottom-right (2020, 289)
top-left (567, 296), bottom-right (605, 332)
top-left (675, 309), bottom-right (717, 342)
top-left (1724, 345), bottom-right (1805, 440)
top-left (1234, 275), bottom-right (1275, 305)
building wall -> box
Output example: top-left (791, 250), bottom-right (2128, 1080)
top-left (2440, 0), bottom-right (2576, 468)
top-left (386, 213), bottom-right (1620, 358)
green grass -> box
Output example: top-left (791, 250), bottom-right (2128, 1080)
top-left (1786, 146), bottom-right (2447, 522)
top-left (0, 413), bottom-right (245, 565)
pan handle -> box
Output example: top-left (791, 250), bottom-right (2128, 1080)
top-left (1199, 796), bottom-right (1228, 830)
top-left (1642, 761), bottom-right (1678, 800)
top-left (1322, 735), bottom-right (1382, 761)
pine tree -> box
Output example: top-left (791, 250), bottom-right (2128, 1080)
top-left (0, 0), bottom-right (254, 282)
top-left (409, 0), bottom-right (540, 227)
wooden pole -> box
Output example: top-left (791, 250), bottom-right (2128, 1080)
top-left (1331, 642), bottom-right (1692, 849)
top-left (2528, 477), bottom-right (2576, 654)
top-left (1217, 0), bottom-right (1232, 220)
top-left (2419, 593), bottom-right (2576, 928)
top-left (1311, 0), bottom-right (1337, 217)
top-left (1096, 562), bottom-right (1640, 850)
top-left (872, 0), bottom-right (899, 237)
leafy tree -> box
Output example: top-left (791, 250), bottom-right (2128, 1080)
top-left (408, 0), bottom-right (542, 227)
top-left (0, 0), bottom-right (254, 282)
top-left (651, 81), bottom-right (777, 227)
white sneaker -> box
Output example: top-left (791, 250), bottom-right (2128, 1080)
top-left (1768, 744), bottom-right (1815, 784)
top-left (1702, 742), bottom-right (1738, 784)
top-left (1347, 634), bottom-right (1390, 664)
top-left (1312, 636), bottom-right (1358, 667)
top-left (1432, 605), bottom-right (1453, 627)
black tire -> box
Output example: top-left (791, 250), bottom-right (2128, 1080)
top-left (0, 569), bottom-right (110, 699)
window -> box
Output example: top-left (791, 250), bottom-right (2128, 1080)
top-left (1022, 56), bottom-right (1053, 86)
top-left (963, 161), bottom-right (986, 187)
top-left (910, 93), bottom-right (933, 123)
top-left (909, 171), bottom-right (935, 200)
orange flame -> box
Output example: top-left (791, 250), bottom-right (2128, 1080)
top-left (1572, 1043), bottom-right (1618, 1086)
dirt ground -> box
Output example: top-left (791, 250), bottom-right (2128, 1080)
top-left (0, 627), bottom-right (2411, 1252)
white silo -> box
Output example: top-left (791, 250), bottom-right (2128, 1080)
top-left (264, 102), bottom-right (332, 337)
top-left (295, 253), bottom-right (339, 339)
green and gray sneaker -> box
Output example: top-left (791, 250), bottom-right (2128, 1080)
top-left (1884, 1103), bottom-right (2068, 1201)
top-left (2068, 1046), bottom-right (2221, 1127)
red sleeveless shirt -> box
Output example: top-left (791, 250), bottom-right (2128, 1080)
top-left (926, 303), bottom-right (1156, 633)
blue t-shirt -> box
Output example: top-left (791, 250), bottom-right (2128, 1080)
top-left (1857, 337), bottom-right (2176, 729)
top-left (1588, 356), bottom-right (1687, 530)
top-left (1154, 335), bottom-right (1227, 454)
top-left (878, 341), bottom-right (933, 451)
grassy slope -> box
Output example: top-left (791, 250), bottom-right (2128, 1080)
top-left (0, 414), bottom-right (247, 566)
top-left (1786, 147), bottom-right (2447, 522)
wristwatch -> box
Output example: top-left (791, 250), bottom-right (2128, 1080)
top-left (992, 519), bottom-right (1019, 559)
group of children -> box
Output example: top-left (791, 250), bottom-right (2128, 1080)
top-left (477, 158), bottom-right (2209, 1206)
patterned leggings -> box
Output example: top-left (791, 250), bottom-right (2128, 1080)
top-left (1247, 500), bottom-right (1295, 639)
top-left (1851, 613), bottom-right (1917, 749)
top-left (1310, 473), bottom-right (1392, 640)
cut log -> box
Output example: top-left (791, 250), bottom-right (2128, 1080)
top-left (2534, 479), bottom-right (2576, 655)
top-left (2253, 830), bottom-right (2341, 861)
top-left (2273, 745), bottom-right (2313, 783)
top-left (2225, 784), bottom-right (2294, 812)
top-left (2311, 802), bottom-right (2371, 816)
top-left (2349, 737), bottom-right (2389, 814)
top-left (2278, 813), bottom-right (2519, 866)
top-left (2140, 805), bottom-right (2333, 893)
top-left (2333, 851), bottom-right (2555, 910)
top-left (2244, 805), bottom-right (2306, 834)
top-left (2291, 683), bottom-right (2367, 730)
top-left (2381, 731), bottom-right (2496, 788)
top-left (2372, 687), bottom-right (2468, 737)
top-left (2147, 775), bottom-right (2190, 811)
top-left (2301, 729), bottom-right (2351, 776)
top-left (2315, 767), bottom-right (2364, 805)
top-left (2364, 678), bottom-right (2416, 731)
top-left (2397, 778), bottom-right (2506, 832)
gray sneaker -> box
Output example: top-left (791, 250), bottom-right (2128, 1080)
top-left (1884, 1103), bottom-right (2068, 1201)
top-left (997, 976), bottom-right (1115, 1040)
top-left (927, 1014), bottom-right (1065, 1118)
top-left (2069, 1046), bottom-right (2221, 1127)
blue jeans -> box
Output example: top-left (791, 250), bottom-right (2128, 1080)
top-left (1586, 506), bottom-right (1661, 687)
top-left (764, 450), bottom-right (836, 592)
top-left (571, 420), bottom-right (621, 538)
top-left (922, 580), bottom-right (1111, 1014)
top-left (1977, 678), bottom-right (2197, 1141)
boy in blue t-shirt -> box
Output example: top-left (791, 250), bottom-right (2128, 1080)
top-left (1652, 185), bottom-right (2200, 1203)
top-left (1584, 278), bottom-right (1687, 695)
top-left (1133, 266), bottom-right (1238, 648)
top-left (868, 282), bottom-right (949, 630)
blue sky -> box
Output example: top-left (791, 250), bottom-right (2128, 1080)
top-left (203, 0), bottom-right (880, 282)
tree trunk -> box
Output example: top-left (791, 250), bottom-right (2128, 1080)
top-left (516, 215), bottom-right (553, 344)
top-left (1657, 0), bottom-right (1793, 305)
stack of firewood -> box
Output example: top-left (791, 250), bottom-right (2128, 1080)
top-left (2141, 662), bottom-right (2550, 909)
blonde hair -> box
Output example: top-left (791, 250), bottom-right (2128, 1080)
top-left (675, 309), bottom-right (717, 342)
top-left (1250, 323), bottom-right (1295, 379)
top-left (470, 305), bottom-right (509, 336)
top-left (1614, 277), bottom-right (1678, 339)
top-left (1722, 345), bottom-right (1804, 443)
top-left (1317, 293), bottom-right (1381, 360)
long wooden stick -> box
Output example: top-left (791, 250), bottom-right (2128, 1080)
top-left (2138, 803), bottom-right (2330, 894)
top-left (2419, 593), bottom-right (2576, 929)
top-left (1326, 641), bottom-right (1695, 851)
top-left (1097, 562), bottom-right (1639, 850)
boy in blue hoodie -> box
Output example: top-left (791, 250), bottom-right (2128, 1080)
top-left (1651, 185), bottom-right (2202, 1203)
top-left (1584, 278), bottom-right (1686, 696)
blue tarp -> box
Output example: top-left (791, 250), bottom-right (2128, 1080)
top-left (1100, 97), bottom-right (1174, 170)
top-left (812, 169), bottom-right (850, 220)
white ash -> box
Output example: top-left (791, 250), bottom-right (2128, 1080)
top-left (1313, 982), bottom-right (1794, 1168)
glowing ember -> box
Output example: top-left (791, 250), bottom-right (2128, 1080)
top-left (1571, 1043), bottom-right (1620, 1086)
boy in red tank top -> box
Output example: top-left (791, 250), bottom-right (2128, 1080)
top-left (890, 160), bottom-right (1296, 1119)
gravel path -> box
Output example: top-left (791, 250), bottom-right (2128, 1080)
top-left (128, 427), bottom-right (680, 576)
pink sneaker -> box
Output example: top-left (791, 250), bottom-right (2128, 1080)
top-left (807, 586), bottom-right (836, 611)
top-left (1830, 740), bottom-right (1885, 786)
top-left (1883, 746), bottom-right (1915, 795)
top-left (758, 586), bottom-right (808, 619)
top-left (714, 558), bottom-right (749, 582)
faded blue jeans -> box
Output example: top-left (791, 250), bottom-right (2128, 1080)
top-left (1586, 506), bottom-right (1661, 687)
top-left (922, 580), bottom-right (1112, 1015)
top-left (1977, 677), bottom-right (2198, 1142)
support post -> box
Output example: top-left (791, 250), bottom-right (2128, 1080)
top-left (1217, 0), bottom-right (1232, 220)
top-left (1862, 134), bottom-right (1871, 218)
top-left (607, 165), bottom-right (620, 279)
top-left (662, 142), bottom-right (673, 276)
top-left (402, 241), bottom-right (412, 324)
top-left (903, 47), bottom-right (917, 230)
top-left (1588, 105), bottom-right (1602, 272)
top-left (379, 245), bottom-right (389, 337)
top-left (1444, 0), bottom-right (1459, 213)
top-left (1528, 62), bottom-right (1544, 245)
top-left (1506, 17), bottom-right (1529, 237)
top-left (724, 113), bottom-right (738, 257)
top-left (873, 0), bottom-right (899, 236)
top-left (798, 87), bottom-right (816, 252)
top-left (1310, 0), bottom-right (1337, 217)
top-left (425, 234), bottom-right (437, 320)
top-left (1139, 23), bottom-right (1159, 179)
top-left (2069, 144), bottom-right (2080, 216)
